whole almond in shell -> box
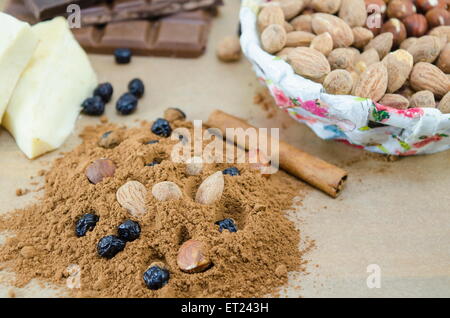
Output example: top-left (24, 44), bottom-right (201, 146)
top-left (291, 14), bottom-right (313, 32)
top-left (410, 90), bottom-right (436, 108)
top-left (283, 21), bottom-right (294, 33)
top-left (364, 32), bottom-right (394, 59)
top-left (310, 32), bottom-right (333, 56)
top-left (195, 171), bottom-right (224, 205)
top-left (258, 4), bottom-right (285, 31)
top-left (311, 0), bottom-right (342, 14)
top-left (437, 43), bottom-right (450, 74)
top-left (285, 31), bottom-right (316, 47)
top-left (407, 35), bottom-right (443, 64)
top-left (339, 0), bottom-right (368, 27)
top-left (287, 47), bottom-right (331, 83)
top-left (116, 181), bottom-right (148, 217)
top-left (152, 181), bottom-right (182, 201)
top-left (85, 159), bottom-right (116, 184)
top-left (261, 24), bottom-right (287, 54)
top-left (323, 69), bottom-right (354, 95)
top-left (311, 13), bottom-right (354, 48)
top-left (410, 62), bottom-right (450, 98)
top-left (438, 92), bottom-right (450, 114)
top-left (353, 62), bottom-right (388, 102)
top-left (379, 94), bottom-right (410, 109)
top-left (352, 27), bottom-right (374, 49)
top-left (382, 49), bottom-right (413, 93)
top-left (274, 0), bottom-right (305, 20)
top-left (328, 48), bottom-right (359, 70)
top-left (276, 47), bottom-right (295, 60)
top-left (177, 239), bottom-right (211, 273)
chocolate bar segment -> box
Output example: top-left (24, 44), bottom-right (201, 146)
top-left (80, 0), bottom-right (222, 26)
top-left (72, 10), bottom-right (211, 57)
top-left (25, 0), bottom-right (100, 20)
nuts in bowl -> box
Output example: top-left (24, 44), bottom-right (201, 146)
top-left (240, 0), bottom-right (450, 156)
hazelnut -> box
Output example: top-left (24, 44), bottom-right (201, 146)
top-left (403, 13), bottom-right (429, 37)
top-left (425, 8), bottom-right (450, 28)
top-left (177, 240), bottom-right (211, 273)
top-left (85, 159), bottom-right (116, 184)
top-left (387, 0), bottom-right (416, 20)
top-left (381, 18), bottom-right (407, 47)
top-left (365, 0), bottom-right (387, 16)
top-left (365, 0), bottom-right (387, 35)
top-left (415, 0), bottom-right (447, 13)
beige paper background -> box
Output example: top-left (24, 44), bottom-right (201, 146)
top-left (1, 0), bottom-right (449, 298)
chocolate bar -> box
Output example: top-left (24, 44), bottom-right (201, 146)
top-left (79, 0), bottom-right (222, 26)
top-left (16, 0), bottom-right (222, 25)
top-left (25, 0), bottom-right (100, 20)
top-left (73, 10), bottom-right (212, 57)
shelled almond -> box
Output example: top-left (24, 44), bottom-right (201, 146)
top-left (257, 0), bottom-right (450, 112)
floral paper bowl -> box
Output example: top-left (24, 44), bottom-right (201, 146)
top-left (240, 0), bottom-right (450, 156)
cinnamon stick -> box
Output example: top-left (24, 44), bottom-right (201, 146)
top-left (206, 110), bottom-right (348, 198)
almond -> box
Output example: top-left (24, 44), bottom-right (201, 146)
top-left (291, 14), bottom-right (313, 32)
top-left (116, 181), bottom-right (148, 217)
top-left (353, 62), bottom-right (388, 102)
top-left (437, 43), bottom-right (450, 73)
top-left (352, 27), bottom-right (374, 49)
top-left (438, 92), bottom-right (450, 114)
top-left (354, 48), bottom-right (380, 73)
top-left (382, 49), bottom-right (413, 93)
top-left (410, 62), bottom-right (450, 98)
top-left (399, 37), bottom-right (418, 51)
top-left (274, 0), bottom-right (305, 20)
top-left (379, 94), bottom-right (410, 109)
top-left (407, 35), bottom-right (443, 64)
top-left (311, 13), bottom-right (354, 48)
top-left (85, 159), bottom-right (116, 184)
top-left (310, 32), bottom-right (333, 56)
top-left (285, 31), bottom-right (316, 47)
top-left (339, 0), bottom-right (367, 27)
top-left (328, 48), bottom-right (359, 70)
top-left (429, 26), bottom-right (450, 43)
top-left (311, 0), bottom-right (342, 14)
top-left (195, 171), bottom-right (224, 205)
top-left (276, 47), bottom-right (295, 60)
top-left (364, 32), bottom-right (394, 59)
top-left (177, 240), bottom-right (211, 273)
top-left (186, 156), bottom-right (203, 176)
top-left (288, 47), bottom-right (331, 83)
top-left (283, 21), bottom-right (294, 33)
top-left (261, 24), bottom-right (287, 54)
top-left (410, 90), bottom-right (436, 108)
top-left (323, 69), bottom-right (354, 95)
top-left (152, 181), bottom-right (182, 201)
top-left (258, 4), bottom-right (285, 31)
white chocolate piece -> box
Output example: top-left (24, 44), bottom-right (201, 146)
top-left (0, 13), bottom-right (38, 122)
top-left (3, 17), bottom-right (97, 159)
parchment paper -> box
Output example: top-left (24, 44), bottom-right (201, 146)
top-left (1, 0), bottom-right (449, 298)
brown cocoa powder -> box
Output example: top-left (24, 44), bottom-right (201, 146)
top-left (0, 115), bottom-right (311, 298)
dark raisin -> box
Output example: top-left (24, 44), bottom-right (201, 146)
top-left (76, 213), bottom-right (99, 237)
top-left (143, 266), bottom-right (170, 290)
top-left (81, 96), bottom-right (105, 116)
top-left (151, 118), bottom-right (172, 137)
top-left (215, 218), bottom-right (238, 233)
top-left (93, 83), bottom-right (114, 103)
top-left (97, 235), bottom-right (126, 259)
top-left (223, 167), bottom-right (240, 176)
top-left (116, 93), bottom-right (138, 115)
top-left (145, 140), bottom-right (159, 145)
top-left (114, 48), bottom-right (132, 64)
top-left (145, 161), bottom-right (160, 167)
top-left (128, 78), bottom-right (145, 99)
top-left (117, 220), bottom-right (141, 242)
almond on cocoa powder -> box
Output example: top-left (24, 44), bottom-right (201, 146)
top-left (195, 171), bottom-right (224, 205)
top-left (177, 240), bottom-right (211, 273)
top-left (116, 181), bottom-right (148, 217)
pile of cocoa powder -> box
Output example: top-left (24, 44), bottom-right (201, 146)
top-left (0, 113), bottom-right (311, 298)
